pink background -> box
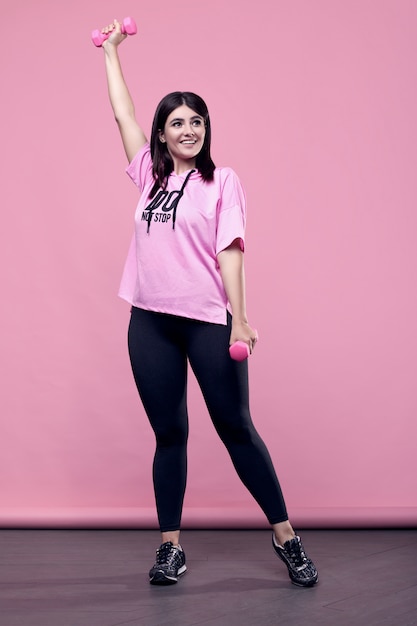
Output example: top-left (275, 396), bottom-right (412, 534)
top-left (1, 0), bottom-right (416, 528)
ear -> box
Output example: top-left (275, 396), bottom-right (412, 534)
top-left (159, 131), bottom-right (166, 143)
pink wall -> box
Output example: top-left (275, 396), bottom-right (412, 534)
top-left (1, 0), bottom-right (416, 528)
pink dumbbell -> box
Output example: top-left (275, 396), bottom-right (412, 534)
top-left (91, 17), bottom-right (137, 47)
top-left (229, 330), bottom-right (258, 361)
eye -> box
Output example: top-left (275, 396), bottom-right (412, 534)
top-left (172, 121), bottom-right (182, 127)
top-left (192, 119), bottom-right (203, 126)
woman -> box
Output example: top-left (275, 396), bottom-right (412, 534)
top-left (99, 19), bottom-right (318, 587)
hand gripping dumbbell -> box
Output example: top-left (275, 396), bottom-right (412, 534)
top-left (229, 330), bottom-right (258, 361)
top-left (91, 17), bottom-right (137, 47)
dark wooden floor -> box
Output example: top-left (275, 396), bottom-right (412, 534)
top-left (0, 529), bottom-right (416, 625)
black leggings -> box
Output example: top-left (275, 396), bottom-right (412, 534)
top-left (128, 307), bottom-right (288, 532)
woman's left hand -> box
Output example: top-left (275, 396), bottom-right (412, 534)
top-left (230, 320), bottom-right (258, 354)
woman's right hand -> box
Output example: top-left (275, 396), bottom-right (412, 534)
top-left (101, 20), bottom-right (127, 48)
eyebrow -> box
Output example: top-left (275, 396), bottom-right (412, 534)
top-left (170, 115), bottom-right (203, 123)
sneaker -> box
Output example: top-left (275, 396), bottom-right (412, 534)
top-left (272, 534), bottom-right (318, 587)
top-left (149, 541), bottom-right (187, 585)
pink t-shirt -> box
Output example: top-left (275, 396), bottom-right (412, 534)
top-left (118, 143), bottom-right (246, 325)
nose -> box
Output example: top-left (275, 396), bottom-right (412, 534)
top-left (184, 123), bottom-right (195, 135)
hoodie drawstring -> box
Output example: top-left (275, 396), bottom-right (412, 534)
top-left (172, 169), bottom-right (195, 230)
top-left (145, 169), bottom-right (195, 233)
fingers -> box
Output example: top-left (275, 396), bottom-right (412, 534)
top-left (101, 19), bottom-right (117, 33)
top-left (230, 323), bottom-right (258, 354)
top-left (100, 19), bottom-right (127, 47)
top-left (247, 332), bottom-right (258, 354)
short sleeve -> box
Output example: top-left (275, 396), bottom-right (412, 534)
top-left (216, 168), bottom-right (246, 256)
top-left (125, 143), bottom-right (153, 191)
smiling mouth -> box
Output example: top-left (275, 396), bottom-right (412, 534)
top-left (180, 140), bottom-right (197, 144)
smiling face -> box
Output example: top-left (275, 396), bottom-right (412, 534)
top-left (159, 104), bottom-right (206, 173)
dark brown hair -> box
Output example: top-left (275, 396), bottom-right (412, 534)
top-left (149, 91), bottom-right (215, 198)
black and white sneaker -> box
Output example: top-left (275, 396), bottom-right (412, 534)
top-left (272, 534), bottom-right (318, 587)
top-left (149, 541), bottom-right (187, 585)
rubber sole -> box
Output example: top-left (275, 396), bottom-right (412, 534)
top-left (149, 565), bottom-right (187, 585)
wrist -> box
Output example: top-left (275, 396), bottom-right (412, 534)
top-left (232, 317), bottom-right (249, 327)
top-left (103, 39), bottom-right (120, 55)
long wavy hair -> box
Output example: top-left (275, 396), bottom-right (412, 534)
top-left (149, 91), bottom-right (216, 198)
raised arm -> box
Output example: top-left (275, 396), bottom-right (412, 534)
top-left (101, 20), bottom-right (147, 162)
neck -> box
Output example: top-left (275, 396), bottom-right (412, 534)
top-left (172, 157), bottom-right (197, 175)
